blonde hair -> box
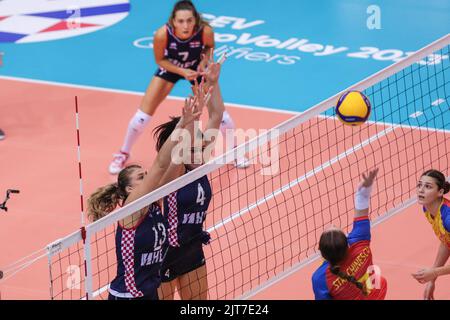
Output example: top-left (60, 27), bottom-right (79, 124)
top-left (87, 184), bottom-right (121, 222)
top-left (87, 165), bottom-right (142, 222)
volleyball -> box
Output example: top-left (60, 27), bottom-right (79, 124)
top-left (335, 90), bottom-right (371, 126)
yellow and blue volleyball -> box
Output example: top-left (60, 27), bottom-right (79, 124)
top-left (335, 90), bottom-right (371, 126)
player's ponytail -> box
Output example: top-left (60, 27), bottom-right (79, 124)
top-left (421, 169), bottom-right (450, 195)
top-left (169, 1), bottom-right (210, 30)
top-left (329, 266), bottom-right (368, 296)
top-left (87, 183), bottom-right (121, 222)
top-left (444, 181), bottom-right (450, 194)
top-left (153, 116), bottom-right (181, 152)
top-left (319, 229), bottom-right (368, 296)
top-left (87, 165), bottom-right (142, 221)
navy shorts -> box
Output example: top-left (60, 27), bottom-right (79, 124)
top-left (154, 67), bottom-right (203, 85)
top-left (160, 240), bottom-right (206, 283)
top-left (107, 290), bottom-right (159, 300)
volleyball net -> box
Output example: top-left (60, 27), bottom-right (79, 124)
top-left (46, 34), bottom-right (449, 300)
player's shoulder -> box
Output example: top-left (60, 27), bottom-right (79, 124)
top-left (441, 198), bottom-right (450, 217)
top-left (312, 260), bottom-right (328, 281)
top-left (154, 25), bottom-right (168, 41)
top-left (442, 198), bottom-right (450, 210)
top-left (441, 198), bottom-right (450, 231)
top-left (202, 24), bottom-right (214, 34)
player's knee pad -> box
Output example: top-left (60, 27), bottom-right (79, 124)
top-left (220, 110), bottom-right (235, 135)
top-left (129, 109), bottom-right (152, 133)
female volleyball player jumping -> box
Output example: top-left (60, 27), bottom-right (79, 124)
top-left (153, 57), bottom-right (224, 300)
top-left (87, 82), bottom-right (211, 300)
top-left (412, 169), bottom-right (450, 300)
top-left (312, 168), bottom-right (388, 300)
top-left (109, 0), bottom-right (245, 174)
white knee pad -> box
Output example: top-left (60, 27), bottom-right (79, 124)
top-left (129, 109), bottom-right (152, 133)
top-left (220, 110), bottom-right (235, 135)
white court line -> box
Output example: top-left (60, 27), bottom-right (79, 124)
top-left (431, 98), bottom-right (445, 106)
top-left (92, 285), bottom-right (108, 299)
top-left (0, 75), bottom-right (297, 116)
top-left (409, 111), bottom-right (424, 118)
top-left (207, 124), bottom-right (398, 233)
top-left (1, 75), bottom-right (449, 134)
top-left (83, 286), bottom-right (107, 300)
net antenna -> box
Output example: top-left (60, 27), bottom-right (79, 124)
top-left (74, 96), bottom-right (86, 227)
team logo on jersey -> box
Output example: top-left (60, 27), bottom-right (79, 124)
top-left (158, 68), bottom-right (167, 76)
top-left (189, 41), bottom-right (201, 48)
top-left (0, 0), bottom-right (130, 43)
top-left (169, 42), bottom-right (177, 50)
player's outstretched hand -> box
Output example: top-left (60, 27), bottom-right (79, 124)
top-left (179, 95), bottom-right (202, 128)
top-left (182, 68), bottom-right (200, 81)
top-left (358, 168), bottom-right (379, 189)
top-left (200, 48), bottom-right (228, 84)
top-left (192, 78), bottom-right (213, 111)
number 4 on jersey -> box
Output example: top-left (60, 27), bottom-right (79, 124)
top-left (196, 183), bottom-right (206, 206)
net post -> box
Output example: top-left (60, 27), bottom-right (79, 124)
top-left (46, 247), bottom-right (53, 300)
top-left (46, 238), bottom-right (62, 300)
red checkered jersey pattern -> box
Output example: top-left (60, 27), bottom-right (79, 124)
top-left (120, 229), bottom-right (144, 298)
top-left (167, 192), bottom-right (180, 247)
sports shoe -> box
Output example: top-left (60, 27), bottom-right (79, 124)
top-left (0, 129), bottom-right (5, 140)
top-left (234, 156), bottom-right (250, 169)
top-left (109, 151), bottom-right (129, 174)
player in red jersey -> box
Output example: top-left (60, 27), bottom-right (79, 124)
top-left (312, 168), bottom-right (387, 300)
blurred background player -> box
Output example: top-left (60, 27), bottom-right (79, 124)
top-left (109, 0), bottom-right (246, 174)
top-left (87, 87), bottom-right (206, 300)
top-left (156, 56), bottom-right (224, 300)
top-left (412, 169), bottom-right (450, 300)
top-left (312, 168), bottom-right (388, 300)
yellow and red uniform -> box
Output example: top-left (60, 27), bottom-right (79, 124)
top-left (423, 198), bottom-right (450, 249)
top-left (312, 216), bottom-right (387, 300)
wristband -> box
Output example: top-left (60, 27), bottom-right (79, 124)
top-left (355, 185), bottom-right (373, 210)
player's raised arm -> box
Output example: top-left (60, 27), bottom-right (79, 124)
top-left (125, 96), bottom-right (203, 206)
top-left (354, 168), bottom-right (379, 219)
top-left (347, 168), bottom-right (378, 245)
top-left (197, 25), bottom-right (215, 74)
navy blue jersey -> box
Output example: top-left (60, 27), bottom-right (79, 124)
top-left (109, 204), bottom-right (168, 299)
top-left (164, 23), bottom-right (204, 70)
top-left (164, 173), bottom-right (212, 247)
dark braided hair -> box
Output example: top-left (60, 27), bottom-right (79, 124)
top-left (153, 117), bottom-right (181, 152)
top-left (319, 229), bottom-right (368, 296)
top-left (329, 266), bottom-right (368, 295)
